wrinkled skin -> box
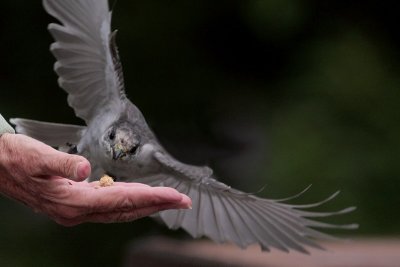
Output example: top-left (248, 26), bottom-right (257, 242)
top-left (0, 133), bottom-right (191, 226)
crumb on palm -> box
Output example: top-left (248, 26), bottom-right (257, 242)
top-left (99, 174), bottom-right (114, 187)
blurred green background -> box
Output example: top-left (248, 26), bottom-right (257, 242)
top-left (1, 0), bottom-right (399, 266)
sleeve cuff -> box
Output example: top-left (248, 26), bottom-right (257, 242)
top-left (0, 114), bottom-right (15, 136)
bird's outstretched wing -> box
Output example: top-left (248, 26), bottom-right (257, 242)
top-left (43, 0), bottom-right (124, 123)
top-left (135, 152), bottom-right (357, 253)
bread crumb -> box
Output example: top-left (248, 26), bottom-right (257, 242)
top-left (99, 174), bottom-right (114, 187)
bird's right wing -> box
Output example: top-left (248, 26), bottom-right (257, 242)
top-left (135, 152), bottom-right (357, 253)
top-left (43, 0), bottom-right (125, 123)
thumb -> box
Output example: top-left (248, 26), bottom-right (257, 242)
top-left (41, 151), bottom-right (91, 181)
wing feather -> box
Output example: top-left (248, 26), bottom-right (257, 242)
top-left (196, 185), bottom-right (206, 237)
top-left (223, 196), bottom-right (267, 248)
top-left (180, 183), bottom-right (200, 238)
top-left (150, 152), bottom-right (357, 252)
top-left (216, 193), bottom-right (247, 248)
top-left (252, 201), bottom-right (319, 252)
top-left (168, 179), bottom-right (188, 229)
top-left (10, 118), bottom-right (85, 146)
top-left (203, 187), bottom-right (224, 243)
top-left (43, 0), bottom-right (123, 123)
top-left (238, 198), bottom-right (298, 252)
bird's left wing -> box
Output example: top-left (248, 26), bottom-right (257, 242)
top-left (135, 152), bottom-right (357, 253)
top-left (43, 0), bottom-right (125, 123)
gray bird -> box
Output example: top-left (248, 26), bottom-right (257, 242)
top-left (11, 0), bottom-right (357, 253)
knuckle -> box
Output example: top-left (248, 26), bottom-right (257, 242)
top-left (120, 196), bottom-right (136, 210)
top-left (117, 212), bottom-right (139, 222)
top-left (62, 157), bottom-right (76, 177)
top-left (115, 191), bottom-right (137, 209)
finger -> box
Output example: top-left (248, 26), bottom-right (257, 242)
top-left (88, 182), bottom-right (191, 208)
top-left (178, 193), bottom-right (192, 209)
top-left (63, 185), bottom-right (192, 213)
top-left (3, 134), bottom-right (90, 180)
top-left (80, 202), bottom-right (188, 224)
top-left (89, 181), bottom-right (151, 188)
top-left (40, 151), bottom-right (91, 181)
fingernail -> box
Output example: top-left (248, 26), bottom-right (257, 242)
top-left (180, 194), bottom-right (192, 209)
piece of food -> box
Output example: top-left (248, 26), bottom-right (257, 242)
top-left (99, 174), bottom-right (114, 187)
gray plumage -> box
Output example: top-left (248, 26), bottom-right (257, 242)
top-left (11, 0), bottom-right (357, 253)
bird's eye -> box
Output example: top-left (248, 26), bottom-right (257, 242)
top-left (109, 129), bottom-right (116, 140)
top-left (129, 146), bottom-right (138, 154)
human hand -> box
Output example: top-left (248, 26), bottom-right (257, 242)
top-left (0, 133), bottom-right (191, 226)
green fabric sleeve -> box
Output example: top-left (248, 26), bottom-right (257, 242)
top-left (0, 113), bottom-right (15, 136)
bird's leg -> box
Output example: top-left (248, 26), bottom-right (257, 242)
top-left (65, 142), bottom-right (78, 154)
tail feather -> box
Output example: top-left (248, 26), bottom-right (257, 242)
top-left (10, 118), bottom-right (85, 147)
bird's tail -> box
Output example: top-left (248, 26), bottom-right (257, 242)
top-left (10, 118), bottom-right (85, 148)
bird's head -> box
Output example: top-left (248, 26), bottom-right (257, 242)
top-left (101, 122), bottom-right (141, 161)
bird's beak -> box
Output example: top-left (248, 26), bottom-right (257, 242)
top-left (112, 144), bottom-right (125, 160)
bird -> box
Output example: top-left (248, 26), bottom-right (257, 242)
top-left (11, 0), bottom-right (357, 253)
